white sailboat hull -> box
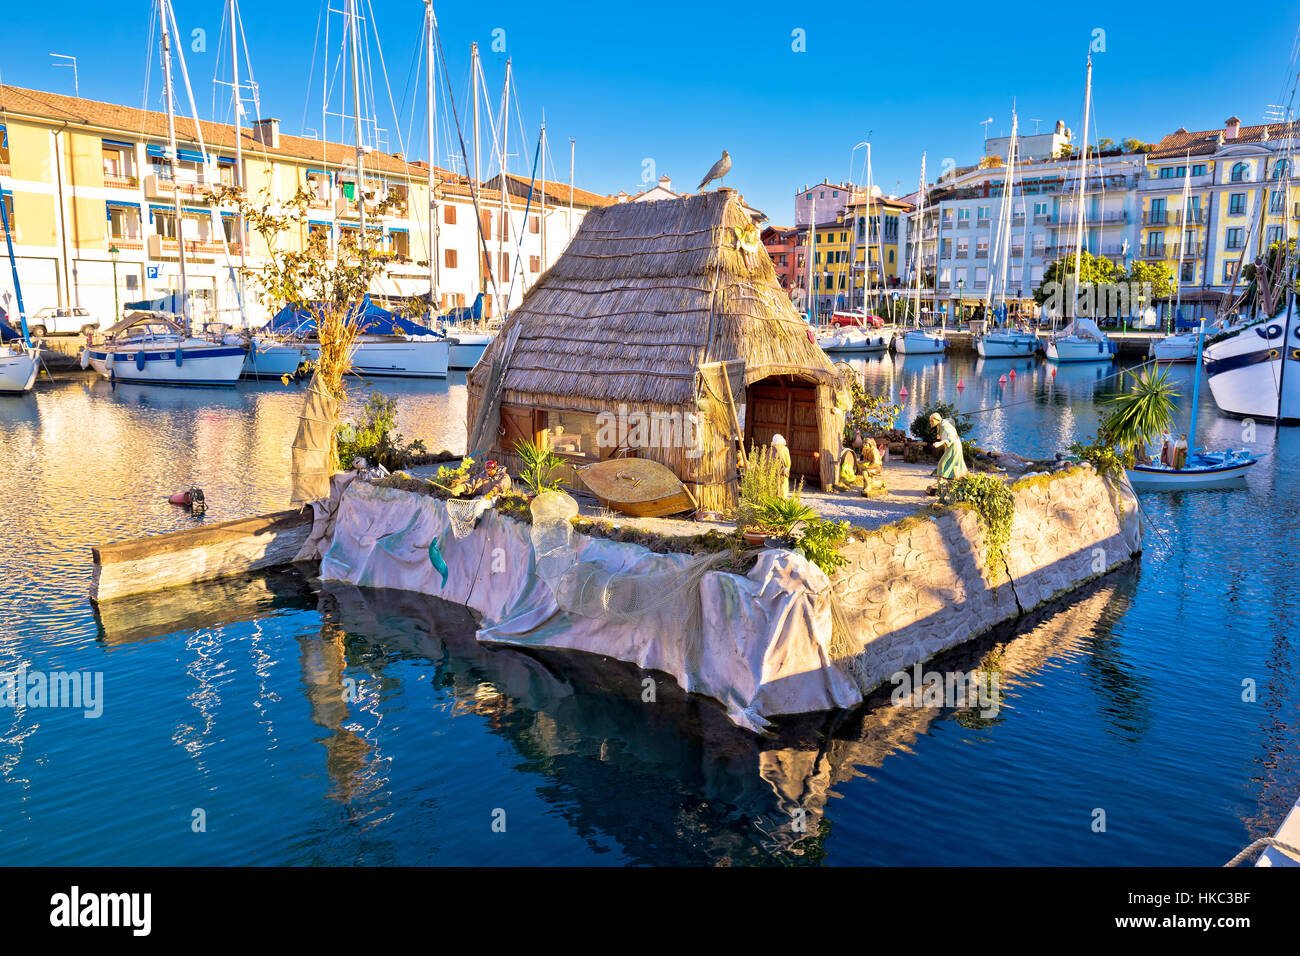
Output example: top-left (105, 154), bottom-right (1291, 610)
top-left (447, 333), bottom-right (493, 370)
top-left (0, 348), bottom-right (38, 394)
top-left (976, 332), bottom-right (1039, 358)
top-left (1204, 305), bottom-right (1300, 422)
top-left (1148, 333), bottom-right (1199, 363)
top-left (1044, 335), bottom-right (1114, 363)
top-left (823, 329), bottom-right (893, 353)
top-left (240, 340), bottom-right (305, 379)
top-left (303, 337), bottom-right (450, 379)
top-left (87, 341), bottom-right (246, 386)
top-left (893, 329), bottom-right (946, 354)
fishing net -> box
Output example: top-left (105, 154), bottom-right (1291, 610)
top-left (291, 371), bottom-right (338, 505)
top-left (528, 491), bottom-right (733, 666)
top-left (445, 496), bottom-right (493, 539)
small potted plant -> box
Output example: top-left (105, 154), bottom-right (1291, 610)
top-left (754, 496), bottom-right (817, 548)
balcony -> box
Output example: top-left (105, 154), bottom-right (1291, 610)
top-left (956, 219), bottom-right (970, 228)
top-left (1139, 245), bottom-right (1167, 260)
top-left (106, 237), bottom-right (144, 252)
top-left (146, 234), bottom-right (240, 260)
top-left (144, 174), bottom-right (214, 202)
top-left (1033, 213), bottom-right (1051, 224)
top-left (955, 250), bottom-right (969, 259)
top-left (1010, 247), bottom-right (1024, 259)
top-left (104, 174), bottom-right (139, 190)
top-left (975, 249), bottom-right (989, 259)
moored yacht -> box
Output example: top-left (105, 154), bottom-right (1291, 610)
top-left (84, 313), bottom-right (246, 386)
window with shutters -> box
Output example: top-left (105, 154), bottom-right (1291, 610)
top-left (445, 248), bottom-right (457, 268)
top-left (444, 204), bottom-right (457, 224)
top-left (530, 255), bottom-right (540, 272)
top-left (530, 216), bottom-right (540, 234)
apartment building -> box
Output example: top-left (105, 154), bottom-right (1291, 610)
top-left (1138, 116), bottom-right (1300, 320)
top-left (0, 84), bottom-right (608, 327)
top-left (901, 145), bottom-right (1145, 316)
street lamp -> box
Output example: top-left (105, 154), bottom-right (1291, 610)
top-left (109, 244), bottom-right (120, 319)
top-left (958, 277), bottom-right (966, 325)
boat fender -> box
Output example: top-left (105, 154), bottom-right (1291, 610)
top-left (79, 348), bottom-right (89, 370)
top-left (135, 350), bottom-right (147, 371)
top-left (105, 351), bottom-right (115, 370)
top-left (175, 347), bottom-right (184, 367)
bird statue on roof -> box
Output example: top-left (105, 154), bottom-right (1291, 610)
top-left (698, 150), bottom-right (731, 190)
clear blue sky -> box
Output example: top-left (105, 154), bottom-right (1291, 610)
top-left (4, 0), bottom-right (1300, 222)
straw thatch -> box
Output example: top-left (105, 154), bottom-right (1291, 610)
top-left (467, 189), bottom-right (846, 510)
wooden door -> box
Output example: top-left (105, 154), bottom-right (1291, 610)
top-left (745, 378), bottom-right (820, 480)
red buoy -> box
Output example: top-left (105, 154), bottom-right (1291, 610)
top-left (956, 379), bottom-right (965, 390)
top-left (168, 492), bottom-right (191, 507)
top-left (1009, 368), bottom-right (1016, 379)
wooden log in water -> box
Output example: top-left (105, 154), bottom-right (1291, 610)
top-left (90, 508), bottom-right (314, 604)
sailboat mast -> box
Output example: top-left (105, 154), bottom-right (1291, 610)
top-left (228, 0), bottom-right (247, 324)
top-left (347, 0), bottom-right (365, 250)
top-left (1070, 55), bottom-right (1092, 325)
top-left (158, 0), bottom-right (191, 331)
top-left (1173, 154), bottom-right (1192, 329)
top-left (425, 0), bottom-right (437, 308)
top-left (497, 59), bottom-right (511, 318)
top-left (913, 154), bottom-right (926, 330)
top-left (471, 42), bottom-right (481, 302)
top-left (806, 198), bottom-right (816, 322)
top-left (568, 138), bottom-right (574, 240)
top-left (538, 120), bottom-right (546, 278)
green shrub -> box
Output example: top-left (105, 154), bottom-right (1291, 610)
top-left (736, 444), bottom-right (796, 528)
top-left (794, 516), bottom-right (850, 576)
top-left (754, 496), bottom-right (817, 539)
top-left (337, 393), bottom-right (427, 470)
top-left (938, 473), bottom-right (1016, 577)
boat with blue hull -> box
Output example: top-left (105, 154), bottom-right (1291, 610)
top-left (84, 313), bottom-right (245, 387)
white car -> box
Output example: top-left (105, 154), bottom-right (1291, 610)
top-left (22, 307), bottom-right (102, 338)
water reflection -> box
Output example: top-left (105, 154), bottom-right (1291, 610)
top-left (315, 570), bottom-right (1143, 865)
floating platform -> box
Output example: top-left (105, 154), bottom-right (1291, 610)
top-left (314, 465), bottom-right (1141, 732)
top-left (90, 507), bottom-right (313, 604)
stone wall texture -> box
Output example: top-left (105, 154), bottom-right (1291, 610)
top-left (831, 466), bottom-right (1142, 694)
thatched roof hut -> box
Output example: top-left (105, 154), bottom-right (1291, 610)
top-left (466, 188), bottom-right (847, 511)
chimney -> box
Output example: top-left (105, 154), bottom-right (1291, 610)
top-left (658, 174), bottom-right (671, 191)
top-left (1225, 116), bottom-right (1241, 140)
top-left (251, 118), bottom-right (280, 148)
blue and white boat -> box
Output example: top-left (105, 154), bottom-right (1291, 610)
top-left (1127, 319), bottom-right (1263, 491)
top-left (269, 296), bottom-right (448, 379)
top-left (84, 313), bottom-right (245, 386)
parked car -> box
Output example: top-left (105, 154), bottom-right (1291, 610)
top-left (830, 310), bottom-right (886, 329)
top-left (20, 307), bottom-right (101, 338)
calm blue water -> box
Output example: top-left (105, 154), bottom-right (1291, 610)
top-left (0, 357), bottom-right (1295, 865)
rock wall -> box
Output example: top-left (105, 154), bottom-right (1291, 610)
top-left (832, 466), bottom-right (1141, 692)
top-left (317, 466), bottom-right (1140, 732)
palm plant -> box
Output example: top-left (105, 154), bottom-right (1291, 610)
top-left (513, 439), bottom-right (564, 494)
top-left (1101, 365), bottom-right (1180, 459)
top-left (756, 496), bottom-right (818, 540)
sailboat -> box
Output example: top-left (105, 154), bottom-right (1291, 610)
top-left (894, 153), bottom-right (946, 355)
top-left (1043, 54), bottom-right (1116, 364)
top-left (0, 164), bottom-right (39, 394)
top-left (1148, 156), bottom-right (1200, 363)
top-left (977, 112), bottom-right (1040, 358)
top-left (1203, 125), bottom-right (1300, 421)
top-left (1127, 320), bottom-right (1263, 489)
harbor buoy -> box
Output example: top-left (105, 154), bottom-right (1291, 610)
top-left (1050, 367), bottom-right (1056, 377)
top-left (999, 374), bottom-right (1007, 384)
top-left (956, 378), bottom-right (965, 391)
top-left (168, 492), bottom-right (192, 507)
top-left (899, 385), bottom-right (909, 398)
top-left (1009, 368), bottom-right (1016, 379)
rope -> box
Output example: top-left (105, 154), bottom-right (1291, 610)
top-left (1225, 837), bottom-right (1300, 867)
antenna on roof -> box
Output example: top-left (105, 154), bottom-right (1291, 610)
top-left (49, 53), bottom-right (78, 99)
top-left (1030, 118), bottom-right (1043, 134)
top-left (979, 116), bottom-right (994, 138)
top-left (1265, 104), bottom-right (1287, 122)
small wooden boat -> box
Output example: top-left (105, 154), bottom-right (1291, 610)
top-left (1127, 450), bottom-right (1263, 490)
top-left (576, 458), bottom-right (697, 517)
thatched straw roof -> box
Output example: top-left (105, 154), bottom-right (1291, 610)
top-left (468, 189), bottom-right (841, 409)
